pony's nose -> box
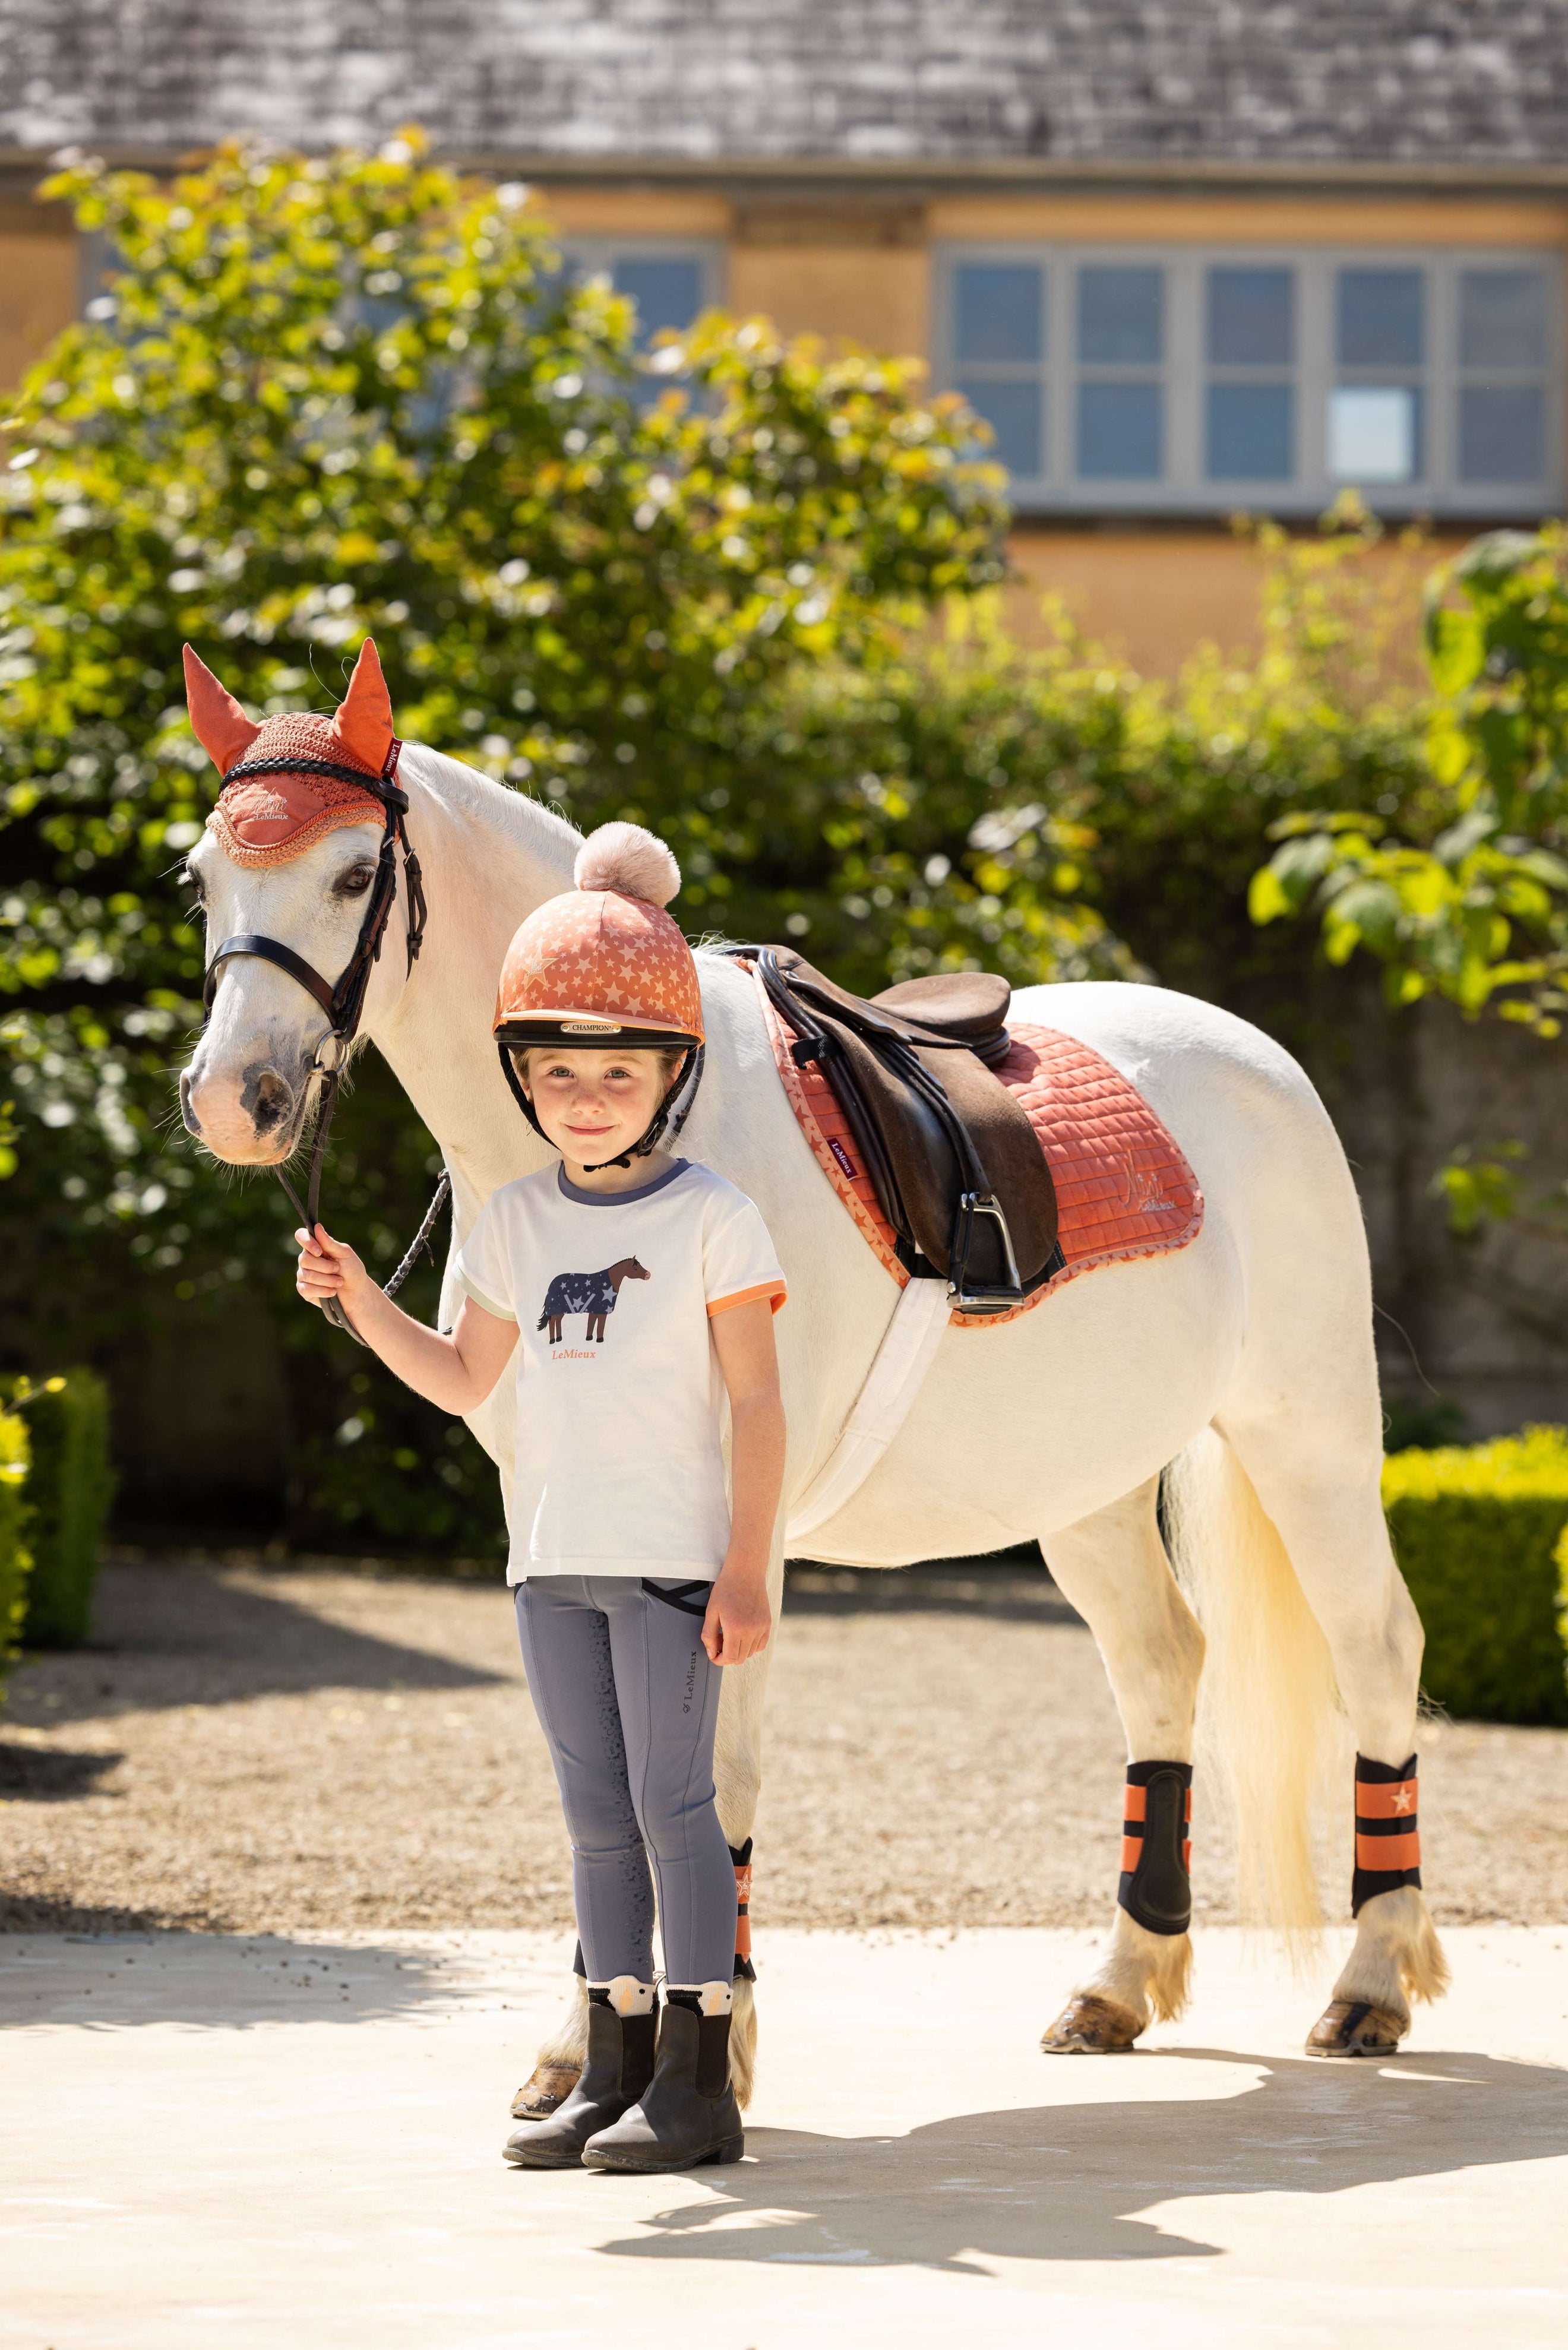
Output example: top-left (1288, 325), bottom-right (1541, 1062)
top-left (178, 1069), bottom-right (201, 1136)
top-left (248, 1066), bottom-right (296, 1139)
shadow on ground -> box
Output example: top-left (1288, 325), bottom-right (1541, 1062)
top-left (0, 1743), bottom-right (122, 1801)
top-left (599, 2047), bottom-right (1568, 2270)
top-left (0, 1927), bottom-right (464, 2027)
top-left (4, 1560), bottom-right (505, 1728)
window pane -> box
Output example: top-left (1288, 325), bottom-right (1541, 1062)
top-left (1337, 270), bottom-right (1424, 366)
top-left (612, 258), bottom-right (704, 343)
top-left (1459, 386), bottom-right (1545, 483)
top-left (1077, 267), bottom-right (1163, 365)
top-left (1329, 385), bottom-right (1421, 482)
top-left (958, 377), bottom-right (1042, 477)
top-left (1077, 382), bottom-right (1162, 479)
top-left (1459, 271), bottom-right (1547, 371)
top-left (1206, 384), bottom-right (1294, 480)
top-left (1207, 268), bottom-right (1294, 366)
top-left (956, 263), bottom-right (1043, 363)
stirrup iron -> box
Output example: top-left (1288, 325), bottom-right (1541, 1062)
top-left (947, 1190), bottom-right (1023, 1313)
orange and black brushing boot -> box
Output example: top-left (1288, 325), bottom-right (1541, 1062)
top-left (1308, 1754), bottom-right (1422, 2058)
top-left (503, 1980), bottom-right (658, 2169)
top-left (1043, 1761), bottom-right (1193, 2052)
top-left (730, 1837), bottom-right (755, 1982)
top-left (1117, 1760), bottom-right (1193, 1936)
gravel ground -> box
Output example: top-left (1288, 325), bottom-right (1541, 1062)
top-left (2, 1555), bottom-right (1566, 1935)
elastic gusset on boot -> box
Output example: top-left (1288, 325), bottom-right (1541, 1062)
top-left (1351, 1753), bottom-right (1421, 1915)
top-left (1116, 1760), bottom-right (1193, 1936)
top-left (586, 1984), bottom-right (660, 2098)
top-left (666, 1989), bottom-right (735, 2099)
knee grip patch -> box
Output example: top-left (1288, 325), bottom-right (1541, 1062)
top-left (1351, 1753), bottom-right (1421, 1915)
top-left (729, 1837), bottom-right (755, 1981)
top-left (1117, 1761), bottom-right (1193, 1937)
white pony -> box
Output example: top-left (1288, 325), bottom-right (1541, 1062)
top-left (179, 728), bottom-right (1447, 2099)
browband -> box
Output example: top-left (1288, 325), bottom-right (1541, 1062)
top-left (219, 751), bottom-right (408, 809)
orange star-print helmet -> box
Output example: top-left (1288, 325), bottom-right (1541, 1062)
top-left (493, 822), bottom-right (705, 1050)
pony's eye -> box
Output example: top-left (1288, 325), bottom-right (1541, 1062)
top-left (333, 864), bottom-right (375, 899)
top-left (181, 865), bottom-right (206, 904)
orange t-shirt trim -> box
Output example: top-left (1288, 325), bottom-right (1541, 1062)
top-left (707, 1280), bottom-right (788, 1318)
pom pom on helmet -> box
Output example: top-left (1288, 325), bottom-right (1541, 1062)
top-left (573, 821), bottom-right (681, 908)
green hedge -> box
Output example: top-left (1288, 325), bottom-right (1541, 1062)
top-left (1383, 1427), bottom-right (1568, 1726)
top-left (0, 1409), bottom-right (32, 1703)
top-left (12, 1371), bottom-right (114, 1649)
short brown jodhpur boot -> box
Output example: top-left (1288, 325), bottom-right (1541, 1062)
top-left (582, 1982), bottom-right (742, 2174)
top-left (503, 1979), bottom-right (657, 2169)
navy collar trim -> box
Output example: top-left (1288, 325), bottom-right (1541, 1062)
top-left (556, 1159), bottom-right (690, 1207)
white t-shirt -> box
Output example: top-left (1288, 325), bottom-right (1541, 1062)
top-left (455, 1158), bottom-right (786, 1584)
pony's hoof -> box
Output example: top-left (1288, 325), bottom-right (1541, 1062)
top-left (1041, 1992), bottom-right (1142, 2054)
top-left (510, 2063), bottom-right (581, 2120)
top-left (1305, 1998), bottom-right (1407, 2058)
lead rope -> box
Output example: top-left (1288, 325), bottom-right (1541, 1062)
top-left (282, 1067), bottom-right (452, 1343)
top-left (383, 1168), bottom-right (453, 1301)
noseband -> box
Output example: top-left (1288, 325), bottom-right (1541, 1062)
top-left (200, 739), bottom-right (448, 1338)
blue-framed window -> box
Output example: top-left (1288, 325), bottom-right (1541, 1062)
top-left (939, 246), bottom-right (1559, 516)
top-left (557, 240), bottom-right (722, 396)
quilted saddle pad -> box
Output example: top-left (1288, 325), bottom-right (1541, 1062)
top-left (755, 974), bottom-right (1204, 1331)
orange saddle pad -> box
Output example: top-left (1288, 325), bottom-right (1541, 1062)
top-left (755, 972), bottom-right (1204, 1330)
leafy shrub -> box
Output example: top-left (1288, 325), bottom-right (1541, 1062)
top-left (11, 1371), bottom-right (115, 1647)
top-left (0, 1410), bottom-right (31, 1700)
top-left (1382, 1426), bottom-right (1568, 1725)
top-left (1253, 526), bottom-right (1568, 1035)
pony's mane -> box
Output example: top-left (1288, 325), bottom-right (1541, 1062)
top-left (396, 740), bottom-right (584, 861)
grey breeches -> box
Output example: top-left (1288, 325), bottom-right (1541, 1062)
top-left (513, 1574), bottom-right (737, 1986)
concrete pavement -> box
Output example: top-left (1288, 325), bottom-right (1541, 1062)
top-left (3, 1925), bottom-right (1566, 2348)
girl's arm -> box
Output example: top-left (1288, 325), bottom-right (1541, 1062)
top-left (295, 1224), bottom-right (517, 1413)
top-left (704, 1298), bottom-right (786, 1665)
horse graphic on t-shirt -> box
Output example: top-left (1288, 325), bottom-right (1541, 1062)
top-left (537, 1256), bottom-right (650, 1344)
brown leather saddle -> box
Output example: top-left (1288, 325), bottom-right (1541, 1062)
top-left (727, 947), bottom-right (1063, 1314)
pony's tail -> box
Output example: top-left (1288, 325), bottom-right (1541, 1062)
top-left (536, 1310), bottom-right (549, 1332)
top-left (1164, 1427), bottom-right (1342, 1952)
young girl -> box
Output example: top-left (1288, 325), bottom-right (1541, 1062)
top-left (294, 823), bottom-right (786, 2175)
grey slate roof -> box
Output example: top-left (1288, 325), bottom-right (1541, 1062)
top-left (4, 1), bottom-right (1568, 172)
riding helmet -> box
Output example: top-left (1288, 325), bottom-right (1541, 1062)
top-left (493, 822), bottom-right (703, 1161)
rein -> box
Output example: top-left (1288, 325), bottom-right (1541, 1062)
top-left (201, 740), bottom-right (448, 1339)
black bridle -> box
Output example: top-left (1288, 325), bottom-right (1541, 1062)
top-left (200, 741), bottom-right (448, 1339)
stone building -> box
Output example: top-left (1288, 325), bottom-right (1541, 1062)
top-left (3, 2), bottom-right (1566, 668)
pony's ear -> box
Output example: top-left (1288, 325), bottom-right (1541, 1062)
top-left (328, 638), bottom-right (395, 776)
top-left (183, 644), bottom-right (261, 775)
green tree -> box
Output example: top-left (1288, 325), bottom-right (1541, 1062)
top-left (0, 131), bottom-right (1062, 1546)
top-left (1250, 525), bottom-right (1568, 1035)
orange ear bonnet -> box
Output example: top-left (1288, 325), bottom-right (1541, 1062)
top-left (186, 640), bottom-right (399, 866)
